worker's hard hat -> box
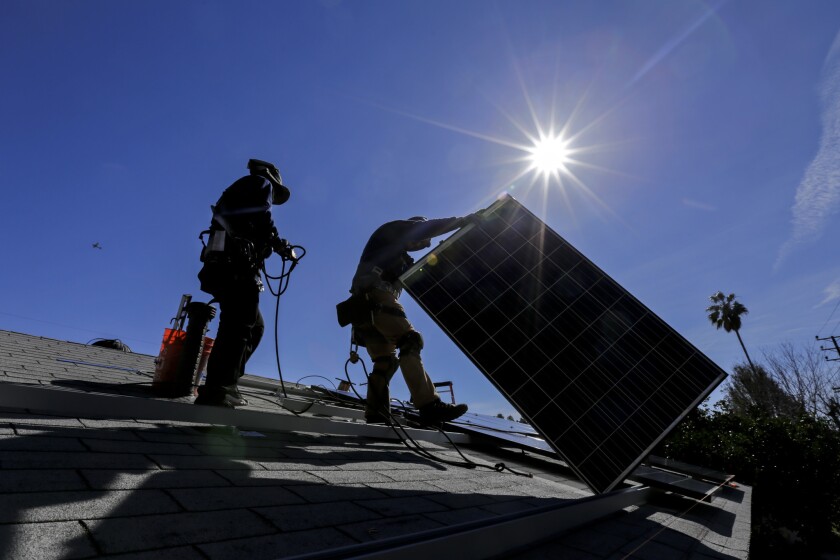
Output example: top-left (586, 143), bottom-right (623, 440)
top-left (248, 159), bottom-right (291, 205)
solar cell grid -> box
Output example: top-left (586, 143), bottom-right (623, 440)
top-left (400, 195), bottom-right (726, 494)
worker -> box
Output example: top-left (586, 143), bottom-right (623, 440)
top-left (195, 159), bottom-right (296, 408)
top-left (349, 213), bottom-right (479, 425)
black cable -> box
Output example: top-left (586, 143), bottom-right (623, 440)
top-left (86, 338), bottom-right (132, 352)
top-left (343, 357), bottom-right (369, 402)
top-left (273, 286), bottom-right (287, 398)
top-left (818, 297), bottom-right (840, 337)
top-left (388, 398), bottom-right (530, 476)
top-left (231, 384), bottom-right (321, 415)
top-left (343, 352), bottom-right (532, 478)
top-left (261, 245), bottom-right (306, 399)
top-left (347, 356), bottom-right (476, 465)
top-left (280, 398), bottom-right (318, 415)
top-left (263, 246), bottom-right (305, 297)
top-left (295, 375), bottom-right (339, 391)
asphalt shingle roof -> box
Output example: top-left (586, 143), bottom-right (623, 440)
top-left (0, 330), bottom-right (750, 559)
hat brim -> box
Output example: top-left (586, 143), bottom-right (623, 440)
top-left (272, 184), bottom-right (291, 205)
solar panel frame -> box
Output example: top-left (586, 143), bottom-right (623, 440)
top-left (399, 194), bottom-right (726, 494)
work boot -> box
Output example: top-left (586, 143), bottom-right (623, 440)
top-left (194, 386), bottom-right (234, 408)
top-left (418, 399), bottom-right (468, 425)
top-left (365, 373), bottom-right (391, 425)
top-left (222, 385), bottom-right (248, 407)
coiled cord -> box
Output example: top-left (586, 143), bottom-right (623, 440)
top-left (342, 351), bottom-right (532, 478)
top-left (262, 245), bottom-right (306, 399)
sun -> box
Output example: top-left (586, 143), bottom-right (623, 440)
top-left (527, 133), bottom-right (570, 176)
top-left (368, 89), bottom-right (614, 210)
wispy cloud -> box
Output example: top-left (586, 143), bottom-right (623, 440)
top-left (682, 198), bottom-right (717, 212)
top-left (818, 278), bottom-right (840, 307)
top-left (776, 31), bottom-right (840, 269)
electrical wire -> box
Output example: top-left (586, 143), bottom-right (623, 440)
top-left (817, 297), bottom-right (840, 337)
top-left (388, 397), bottom-right (532, 477)
top-left (86, 338), bottom-right (132, 352)
top-left (262, 245), bottom-right (306, 399)
top-left (342, 351), bottom-right (532, 478)
top-left (295, 375), bottom-right (338, 391)
top-left (277, 397), bottom-right (318, 416)
top-left (342, 347), bottom-right (534, 440)
top-left (343, 356), bottom-right (369, 402)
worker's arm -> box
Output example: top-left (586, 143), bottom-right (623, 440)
top-left (404, 215), bottom-right (471, 244)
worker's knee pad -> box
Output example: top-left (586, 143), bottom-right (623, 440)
top-left (371, 356), bottom-right (399, 381)
top-left (397, 331), bottom-right (424, 357)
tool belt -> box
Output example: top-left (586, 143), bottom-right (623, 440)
top-left (336, 293), bottom-right (406, 328)
top-left (372, 280), bottom-right (402, 298)
top-left (200, 229), bottom-right (260, 268)
top-left (198, 229), bottom-right (264, 295)
top-left (336, 294), bottom-right (371, 327)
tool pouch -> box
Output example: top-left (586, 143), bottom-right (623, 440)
top-left (200, 229), bottom-right (258, 268)
top-left (336, 294), bottom-right (372, 327)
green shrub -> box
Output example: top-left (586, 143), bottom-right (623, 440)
top-left (658, 405), bottom-right (840, 557)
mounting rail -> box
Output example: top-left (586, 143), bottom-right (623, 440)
top-left (0, 382), bottom-right (472, 446)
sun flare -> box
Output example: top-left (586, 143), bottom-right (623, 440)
top-left (371, 85), bottom-right (617, 216)
top-left (527, 134), bottom-right (570, 176)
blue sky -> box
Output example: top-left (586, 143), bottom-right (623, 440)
top-left (3, 0), bottom-right (840, 417)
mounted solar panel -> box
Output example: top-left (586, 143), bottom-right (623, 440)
top-left (399, 194), bottom-right (726, 494)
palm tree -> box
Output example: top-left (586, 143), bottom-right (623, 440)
top-left (706, 291), bottom-right (757, 373)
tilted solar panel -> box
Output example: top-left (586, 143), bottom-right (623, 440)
top-left (399, 194), bottom-right (726, 494)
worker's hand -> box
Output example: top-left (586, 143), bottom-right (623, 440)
top-left (465, 211), bottom-right (483, 226)
top-left (274, 238), bottom-right (298, 261)
top-left (271, 236), bottom-right (289, 250)
top-left (271, 236), bottom-right (289, 254)
top-left (284, 245), bottom-right (299, 261)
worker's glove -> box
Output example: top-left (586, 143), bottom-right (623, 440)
top-left (272, 237), bottom-right (297, 261)
top-left (271, 235), bottom-right (288, 253)
top-left (465, 211), bottom-right (483, 226)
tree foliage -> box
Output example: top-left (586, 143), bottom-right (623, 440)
top-left (706, 291), bottom-right (757, 373)
top-left (724, 363), bottom-right (803, 418)
top-left (762, 342), bottom-right (840, 428)
top-left (693, 295), bottom-right (840, 554)
top-left (706, 291), bottom-right (749, 333)
top-left (660, 341), bottom-right (840, 556)
top-left (660, 404), bottom-right (840, 556)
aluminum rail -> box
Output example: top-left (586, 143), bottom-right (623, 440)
top-left (0, 382), bottom-right (473, 446)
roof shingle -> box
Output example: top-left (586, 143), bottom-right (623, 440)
top-left (0, 330), bottom-right (750, 559)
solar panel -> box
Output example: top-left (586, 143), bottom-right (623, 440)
top-left (399, 195), bottom-right (726, 494)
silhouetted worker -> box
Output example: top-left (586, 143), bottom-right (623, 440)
top-left (350, 214), bottom-right (479, 424)
top-left (195, 159), bottom-right (295, 408)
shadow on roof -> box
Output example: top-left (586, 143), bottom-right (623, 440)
top-left (0, 422), bottom-right (583, 559)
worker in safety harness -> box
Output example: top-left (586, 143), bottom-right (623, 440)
top-left (195, 159), bottom-right (296, 408)
top-left (348, 214), bottom-right (480, 424)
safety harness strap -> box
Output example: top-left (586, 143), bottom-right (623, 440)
top-left (373, 304), bottom-right (407, 319)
